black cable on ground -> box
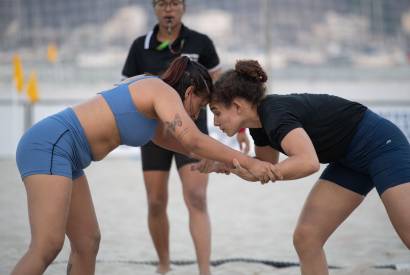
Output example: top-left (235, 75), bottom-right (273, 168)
top-left (52, 258), bottom-right (405, 270)
top-left (53, 258), bottom-right (325, 269)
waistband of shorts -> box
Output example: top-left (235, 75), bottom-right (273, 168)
top-left (355, 109), bottom-right (382, 135)
top-left (344, 109), bottom-right (382, 155)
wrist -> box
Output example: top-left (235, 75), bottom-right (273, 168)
top-left (241, 155), bottom-right (254, 169)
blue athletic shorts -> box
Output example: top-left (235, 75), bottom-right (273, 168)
top-left (320, 109), bottom-right (410, 196)
top-left (16, 108), bottom-right (93, 180)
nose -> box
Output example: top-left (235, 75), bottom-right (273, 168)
top-left (164, 4), bottom-right (172, 11)
top-left (213, 117), bottom-right (219, 126)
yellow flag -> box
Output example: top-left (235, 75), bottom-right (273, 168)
top-left (26, 71), bottom-right (39, 103)
top-left (12, 54), bottom-right (24, 93)
top-left (47, 42), bottom-right (58, 63)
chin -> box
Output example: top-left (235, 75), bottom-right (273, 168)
top-left (226, 131), bottom-right (235, 137)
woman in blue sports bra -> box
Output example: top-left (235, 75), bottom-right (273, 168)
top-left (11, 57), bottom-right (279, 275)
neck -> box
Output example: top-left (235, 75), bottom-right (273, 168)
top-left (157, 23), bottom-right (182, 43)
top-left (241, 105), bottom-right (262, 128)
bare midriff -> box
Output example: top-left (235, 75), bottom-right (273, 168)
top-left (73, 95), bottom-right (121, 161)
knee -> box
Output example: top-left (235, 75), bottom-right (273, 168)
top-left (186, 190), bottom-right (207, 212)
top-left (148, 198), bottom-right (167, 217)
top-left (31, 235), bottom-right (65, 266)
top-left (71, 231), bottom-right (101, 256)
top-left (404, 240), bottom-right (410, 250)
top-left (400, 232), bottom-right (410, 249)
top-left (293, 224), bottom-right (325, 255)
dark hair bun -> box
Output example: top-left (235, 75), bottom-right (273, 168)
top-left (235, 60), bottom-right (267, 83)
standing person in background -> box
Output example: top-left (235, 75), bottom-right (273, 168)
top-left (122, 1), bottom-right (249, 274)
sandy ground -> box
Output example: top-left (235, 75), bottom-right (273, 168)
top-left (0, 156), bottom-right (409, 275)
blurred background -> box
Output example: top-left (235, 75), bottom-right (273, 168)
top-left (1, 2), bottom-right (410, 273)
top-left (1, 0), bottom-right (410, 158)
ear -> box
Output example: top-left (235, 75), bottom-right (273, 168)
top-left (184, 86), bottom-right (194, 99)
top-left (232, 98), bottom-right (243, 114)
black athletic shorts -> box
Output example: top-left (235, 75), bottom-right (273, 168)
top-left (141, 109), bottom-right (208, 171)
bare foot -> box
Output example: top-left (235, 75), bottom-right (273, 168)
top-left (156, 264), bottom-right (171, 274)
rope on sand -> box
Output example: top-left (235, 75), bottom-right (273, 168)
top-left (52, 258), bottom-right (323, 269)
top-left (52, 258), bottom-right (408, 270)
top-left (112, 258), bottom-right (304, 268)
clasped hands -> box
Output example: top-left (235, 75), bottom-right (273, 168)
top-left (191, 158), bottom-right (283, 184)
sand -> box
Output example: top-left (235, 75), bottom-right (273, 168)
top-left (0, 157), bottom-right (409, 275)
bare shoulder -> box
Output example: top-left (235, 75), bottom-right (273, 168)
top-left (129, 77), bottom-right (178, 99)
top-left (128, 77), bottom-right (182, 119)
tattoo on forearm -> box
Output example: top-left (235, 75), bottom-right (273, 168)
top-left (67, 262), bottom-right (72, 275)
top-left (165, 114), bottom-right (182, 134)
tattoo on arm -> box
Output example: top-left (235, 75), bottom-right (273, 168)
top-left (164, 114), bottom-right (182, 134)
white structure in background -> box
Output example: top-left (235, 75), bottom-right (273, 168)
top-left (101, 6), bottom-right (147, 46)
top-left (312, 11), bottom-right (370, 44)
top-left (74, 5), bottom-right (148, 68)
top-left (184, 9), bottom-right (233, 47)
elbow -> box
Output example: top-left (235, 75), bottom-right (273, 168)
top-left (298, 156), bottom-right (320, 177)
top-left (187, 139), bottom-right (200, 153)
top-left (180, 133), bottom-right (201, 153)
top-left (307, 159), bottom-right (320, 175)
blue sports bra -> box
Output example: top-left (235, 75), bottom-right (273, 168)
top-left (99, 75), bottom-right (158, 147)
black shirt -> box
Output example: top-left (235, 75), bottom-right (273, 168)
top-left (122, 24), bottom-right (220, 77)
top-left (249, 94), bottom-right (367, 163)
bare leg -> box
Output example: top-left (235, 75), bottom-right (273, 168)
top-left (381, 182), bottom-right (410, 249)
top-left (65, 175), bottom-right (100, 275)
top-left (179, 165), bottom-right (211, 275)
top-left (12, 175), bottom-right (72, 275)
top-left (143, 170), bottom-right (171, 274)
top-left (293, 180), bottom-right (364, 275)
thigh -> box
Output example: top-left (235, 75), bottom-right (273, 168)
top-left (296, 179), bottom-right (364, 241)
top-left (66, 175), bottom-right (100, 246)
top-left (24, 174), bottom-right (72, 244)
top-left (369, 133), bottom-right (410, 195)
top-left (380, 182), bottom-right (410, 246)
top-left (141, 141), bottom-right (173, 171)
top-left (175, 153), bottom-right (199, 170)
top-left (143, 170), bottom-right (170, 202)
top-left (178, 164), bottom-right (208, 195)
top-left (321, 162), bottom-right (374, 196)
